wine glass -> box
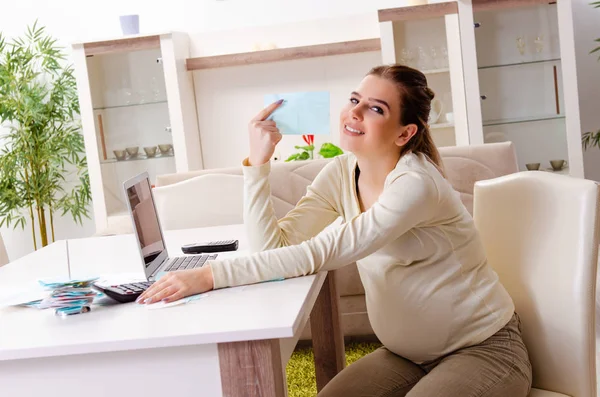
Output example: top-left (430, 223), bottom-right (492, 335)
top-left (400, 48), bottom-right (415, 67)
top-left (430, 46), bottom-right (440, 69)
top-left (534, 35), bottom-right (544, 55)
top-left (516, 36), bottom-right (526, 58)
top-left (399, 48), bottom-right (409, 66)
top-left (417, 46), bottom-right (430, 70)
top-left (441, 45), bottom-right (449, 68)
top-left (406, 48), bottom-right (416, 67)
top-left (151, 77), bottom-right (161, 102)
top-left (124, 89), bottom-right (132, 105)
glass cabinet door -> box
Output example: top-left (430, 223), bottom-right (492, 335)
top-left (378, 3), bottom-right (469, 149)
top-left (473, 3), bottom-right (569, 174)
top-left (385, 16), bottom-right (456, 147)
top-left (86, 48), bottom-right (176, 218)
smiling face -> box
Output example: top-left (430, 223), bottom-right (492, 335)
top-left (339, 74), bottom-right (418, 159)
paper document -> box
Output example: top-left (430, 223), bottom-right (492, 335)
top-left (264, 91), bottom-right (330, 135)
top-left (145, 294), bottom-right (205, 310)
top-left (0, 284), bottom-right (49, 308)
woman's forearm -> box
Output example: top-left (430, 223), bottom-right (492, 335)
top-left (242, 157), bottom-right (341, 253)
top-left (242, 159), bottom-right (291, 252)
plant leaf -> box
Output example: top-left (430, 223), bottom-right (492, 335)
top-left (285, 153), bottom-right (301, 162)
top-left (294, 145), bottom-right (315, 151)
top-left (582, 130), bottom-right (600, 151)
top-left (298, 151), bottom-right (310, 160)
top-left (0, 21), bottom-right (90, 246)
top-left (319, 142), bottom-right (344, 158)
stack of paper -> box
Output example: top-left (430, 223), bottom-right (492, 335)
top-left (19, 277), bottom-right (100, 316)
top-left (264, 91), bottom-right (330, 135)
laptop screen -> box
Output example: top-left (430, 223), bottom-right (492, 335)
top-left (125, 177), bottom-right (166, 268)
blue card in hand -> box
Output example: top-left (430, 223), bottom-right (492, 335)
top-left (264, 91), bottom-right (330, 135)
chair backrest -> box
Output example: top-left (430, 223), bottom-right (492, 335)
top-left (156, 142), bottom-right (519, 218)
top-left (438, 141), bottom-right (519, 214)
top-left (152, 174), bottom-right (244, 230)
top-left (156, 159), bottom-right (331, 219)
top-left (473, 171), bottom-right (599, 397)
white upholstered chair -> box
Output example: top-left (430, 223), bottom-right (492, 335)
top-left (474, 171), bottom-right (599, 397)
top-left (152, 174), bottom-right (244, 230)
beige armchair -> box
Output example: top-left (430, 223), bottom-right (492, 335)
top-left (156, 142), bottom-right (521, 339)
top-left (474, 171), bottom-right (599, 397)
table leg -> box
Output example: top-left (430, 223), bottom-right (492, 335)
top-left (310, 271), bottom-right (345, 391)
top-left (218, 338), bottom-right (286, 397)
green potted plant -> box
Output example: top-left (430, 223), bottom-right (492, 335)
top-left (0, 21), bottom-right (91, 250)
top-left (582, 1), bottom-right (600, 151)
top-left (285, 134), bottom-right (344, 162)
top-left (591, 1), bottom-right (600, 59)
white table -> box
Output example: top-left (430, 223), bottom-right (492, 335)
top-left (0, 224), bottom-right (345, 396)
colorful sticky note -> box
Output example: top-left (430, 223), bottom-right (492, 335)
top-left (264, 91), bottom-right (330, 135)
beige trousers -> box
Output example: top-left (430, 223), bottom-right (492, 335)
top-left (318, 313), bottom-right (532, 397)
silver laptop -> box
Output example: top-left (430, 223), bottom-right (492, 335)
top-left (123, 172), bottom-right (217, 282)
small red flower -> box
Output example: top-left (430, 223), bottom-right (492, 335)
top-left (303, 134), bottom-right (314, 145)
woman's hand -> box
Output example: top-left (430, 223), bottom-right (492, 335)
top-left (136, 265), bottom-right (214, 304)
top-left (248, 99), bottom-right (284, 166)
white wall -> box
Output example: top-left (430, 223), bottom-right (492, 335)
top-left (1, 0), bottom-right (599, 261)
top-left (573, 0), bottom-right (600, 181)
top-left (0, 0), bottom-right (434, 46)
top-left (0, 0), bottom-right (434, 261)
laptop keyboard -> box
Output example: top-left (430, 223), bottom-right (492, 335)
top-left (164, 254), bottom-right (217, 272)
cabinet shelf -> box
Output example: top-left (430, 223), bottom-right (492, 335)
top-left (541, 167), bottom-right (569, 175)
top-left (423, 68), bottom-right (450, 75)
top-left (185, 39), bottom-right (381, 71)
top-left (473, 0), bottom-right (554, 12)
top-left (478, 58), bottom-right (561, 71)
top-left (93, 100), bottom-right (167, 111)
top-left (483, 114), bottom-right (565, 127)
top-left (378, 2), bottom-right (458, 22)
top-left (101, 153), bottom-right (174, 164)
top-left (430, 122), bottom-right (454, 129)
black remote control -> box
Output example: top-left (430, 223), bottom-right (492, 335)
top-left (181, 240), bottom-right (239, 254)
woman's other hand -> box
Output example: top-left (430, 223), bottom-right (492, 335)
top-left (136, 265), bottom-right (215, 304)
top-left (248, 99), bottom-right (284, 166)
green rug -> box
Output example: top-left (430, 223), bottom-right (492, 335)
top-left (286, 342), bottom-right (382, 397)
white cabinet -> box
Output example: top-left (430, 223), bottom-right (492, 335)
top-left (378, 2), bottom-right (470, 149)
top-left (72, 32), bottom-right (203, 234)
top-left (377, 0), bottom-right (584, 177)
top-left (471, 0), bottom-right (583, 176)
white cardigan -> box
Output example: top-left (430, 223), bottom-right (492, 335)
top-left (210, 152), bottom-right (515, 364)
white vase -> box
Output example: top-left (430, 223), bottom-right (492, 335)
top-left (119, 15), bottom-right (139, 35)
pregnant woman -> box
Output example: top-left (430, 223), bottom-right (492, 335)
top-left (138, 64), bottom-right (532, 396)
